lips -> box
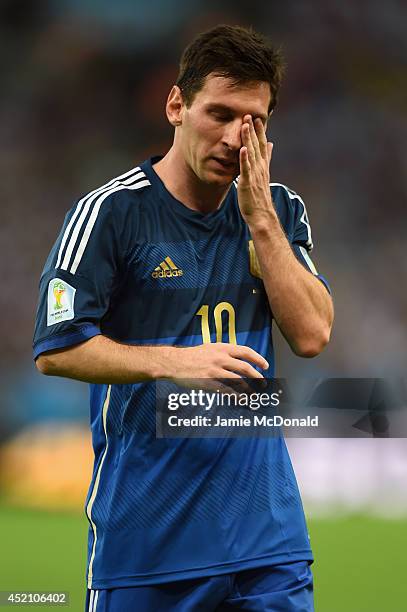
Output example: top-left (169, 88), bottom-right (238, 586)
top-left (211, 157), bottom-right (237, 170)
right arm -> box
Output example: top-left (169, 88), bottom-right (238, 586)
top-left (36, 336), bottom-right (269, 383)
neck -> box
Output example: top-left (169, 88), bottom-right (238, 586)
top-left (153, 147), bottom-right (231, 214)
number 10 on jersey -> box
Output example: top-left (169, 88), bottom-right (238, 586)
top-left (196, 302), bottom-right (237, 344)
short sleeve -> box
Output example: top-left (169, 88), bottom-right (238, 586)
top-left (290, 188), bottom-right (331, 294)
top-left (33, 192), bottom-right (123, 359)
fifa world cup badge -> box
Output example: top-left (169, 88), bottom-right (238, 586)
top-left (47, 278), bottom-right (76, 326)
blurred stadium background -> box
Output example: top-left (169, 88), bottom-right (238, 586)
top-left (0, 0), bottom-right (406, 610)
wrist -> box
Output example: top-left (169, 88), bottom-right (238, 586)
top-left (246, 209), bottom-right (280, 236)
top-left (147, 345), bottom-right (183, 380)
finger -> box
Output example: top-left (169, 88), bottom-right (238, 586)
top-left (239, 146), bottom-right (251, 181)
top-left (230, 344), bottom-right (269, 370)
top-left (216, 375), bottom-right (253, 395)
top-left (225, 358), bottom-right (265, 379)
top-left (267, 141), bottom-right (273, 166)
top-left (247, 116), bottom-right (262, 160)
top-left (206, 378), bottom-right (243, 397)
top-left (246, 116), bottom-right (261, 161)
top-left (217, 377), bottom-right (254, 395)
top-left (241, 117), bottom-right (256, 164)
top-left (254, 118), bottom-right (268, 160)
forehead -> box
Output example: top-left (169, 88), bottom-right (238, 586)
top-left (192, 73), bottom-right (271, 119)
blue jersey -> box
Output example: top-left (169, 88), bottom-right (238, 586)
top-left (33, 157), bottom-right (329, 589)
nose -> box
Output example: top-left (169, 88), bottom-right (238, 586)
top-left (221, 119), bottom-right (242, 152)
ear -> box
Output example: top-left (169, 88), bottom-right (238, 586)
top-left (166, 85), bottom-right (184, 127)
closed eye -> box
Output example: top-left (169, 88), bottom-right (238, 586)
top-left (211, 111), bottom-right (232, 122)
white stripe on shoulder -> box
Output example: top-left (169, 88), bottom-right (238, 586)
top-left (60, 168), bottom-right (147, 272)
top-left (270, 182), bottom-right (313, 250)
top-left (56, 169), bottom-right (150, 274)
top-left (299, 245), bottom-right (318, 275)
top-left (61, 170), bottom-right (147, 272)
top-left (55, 167), bottom-right (141, 269)
top-left (69, 177), bottom-right (149, 274)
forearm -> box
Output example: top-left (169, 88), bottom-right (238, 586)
top-left (36, 335), bottom-right (270, 383)
top-left (249, 212), bottom-right (334, 357)
top-left (36, 335), bottom-right (176, 384)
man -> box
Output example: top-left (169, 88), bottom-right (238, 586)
top-left (34, 24), bottom-right (333, 612)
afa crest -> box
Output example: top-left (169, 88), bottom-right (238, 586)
top-left (248, 240), bottom-right (262, 279)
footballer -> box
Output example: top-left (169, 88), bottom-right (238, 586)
top-left (34, 25), bottom-right (333, 611)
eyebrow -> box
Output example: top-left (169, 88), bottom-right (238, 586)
top-left (206, 103), bottom-right (268, 123)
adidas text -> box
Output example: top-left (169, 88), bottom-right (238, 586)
top-left (152, 269), bottom-right (183, 279)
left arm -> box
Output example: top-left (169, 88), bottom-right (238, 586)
top-left (238, 115), bottom-right (334, 357)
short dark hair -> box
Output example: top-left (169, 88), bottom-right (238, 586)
top-left (176, 25), bottom-right (285, 114)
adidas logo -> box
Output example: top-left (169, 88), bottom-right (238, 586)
top-left (152, 256), bottom-right (184, 279)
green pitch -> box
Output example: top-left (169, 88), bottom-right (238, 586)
top-left (0, 505), bottom-right (406, 611)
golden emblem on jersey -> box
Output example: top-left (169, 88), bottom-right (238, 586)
top-left (248, 240), bottom-right (262, 279)
top-left (152, 256), bottom-right (184, 278)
